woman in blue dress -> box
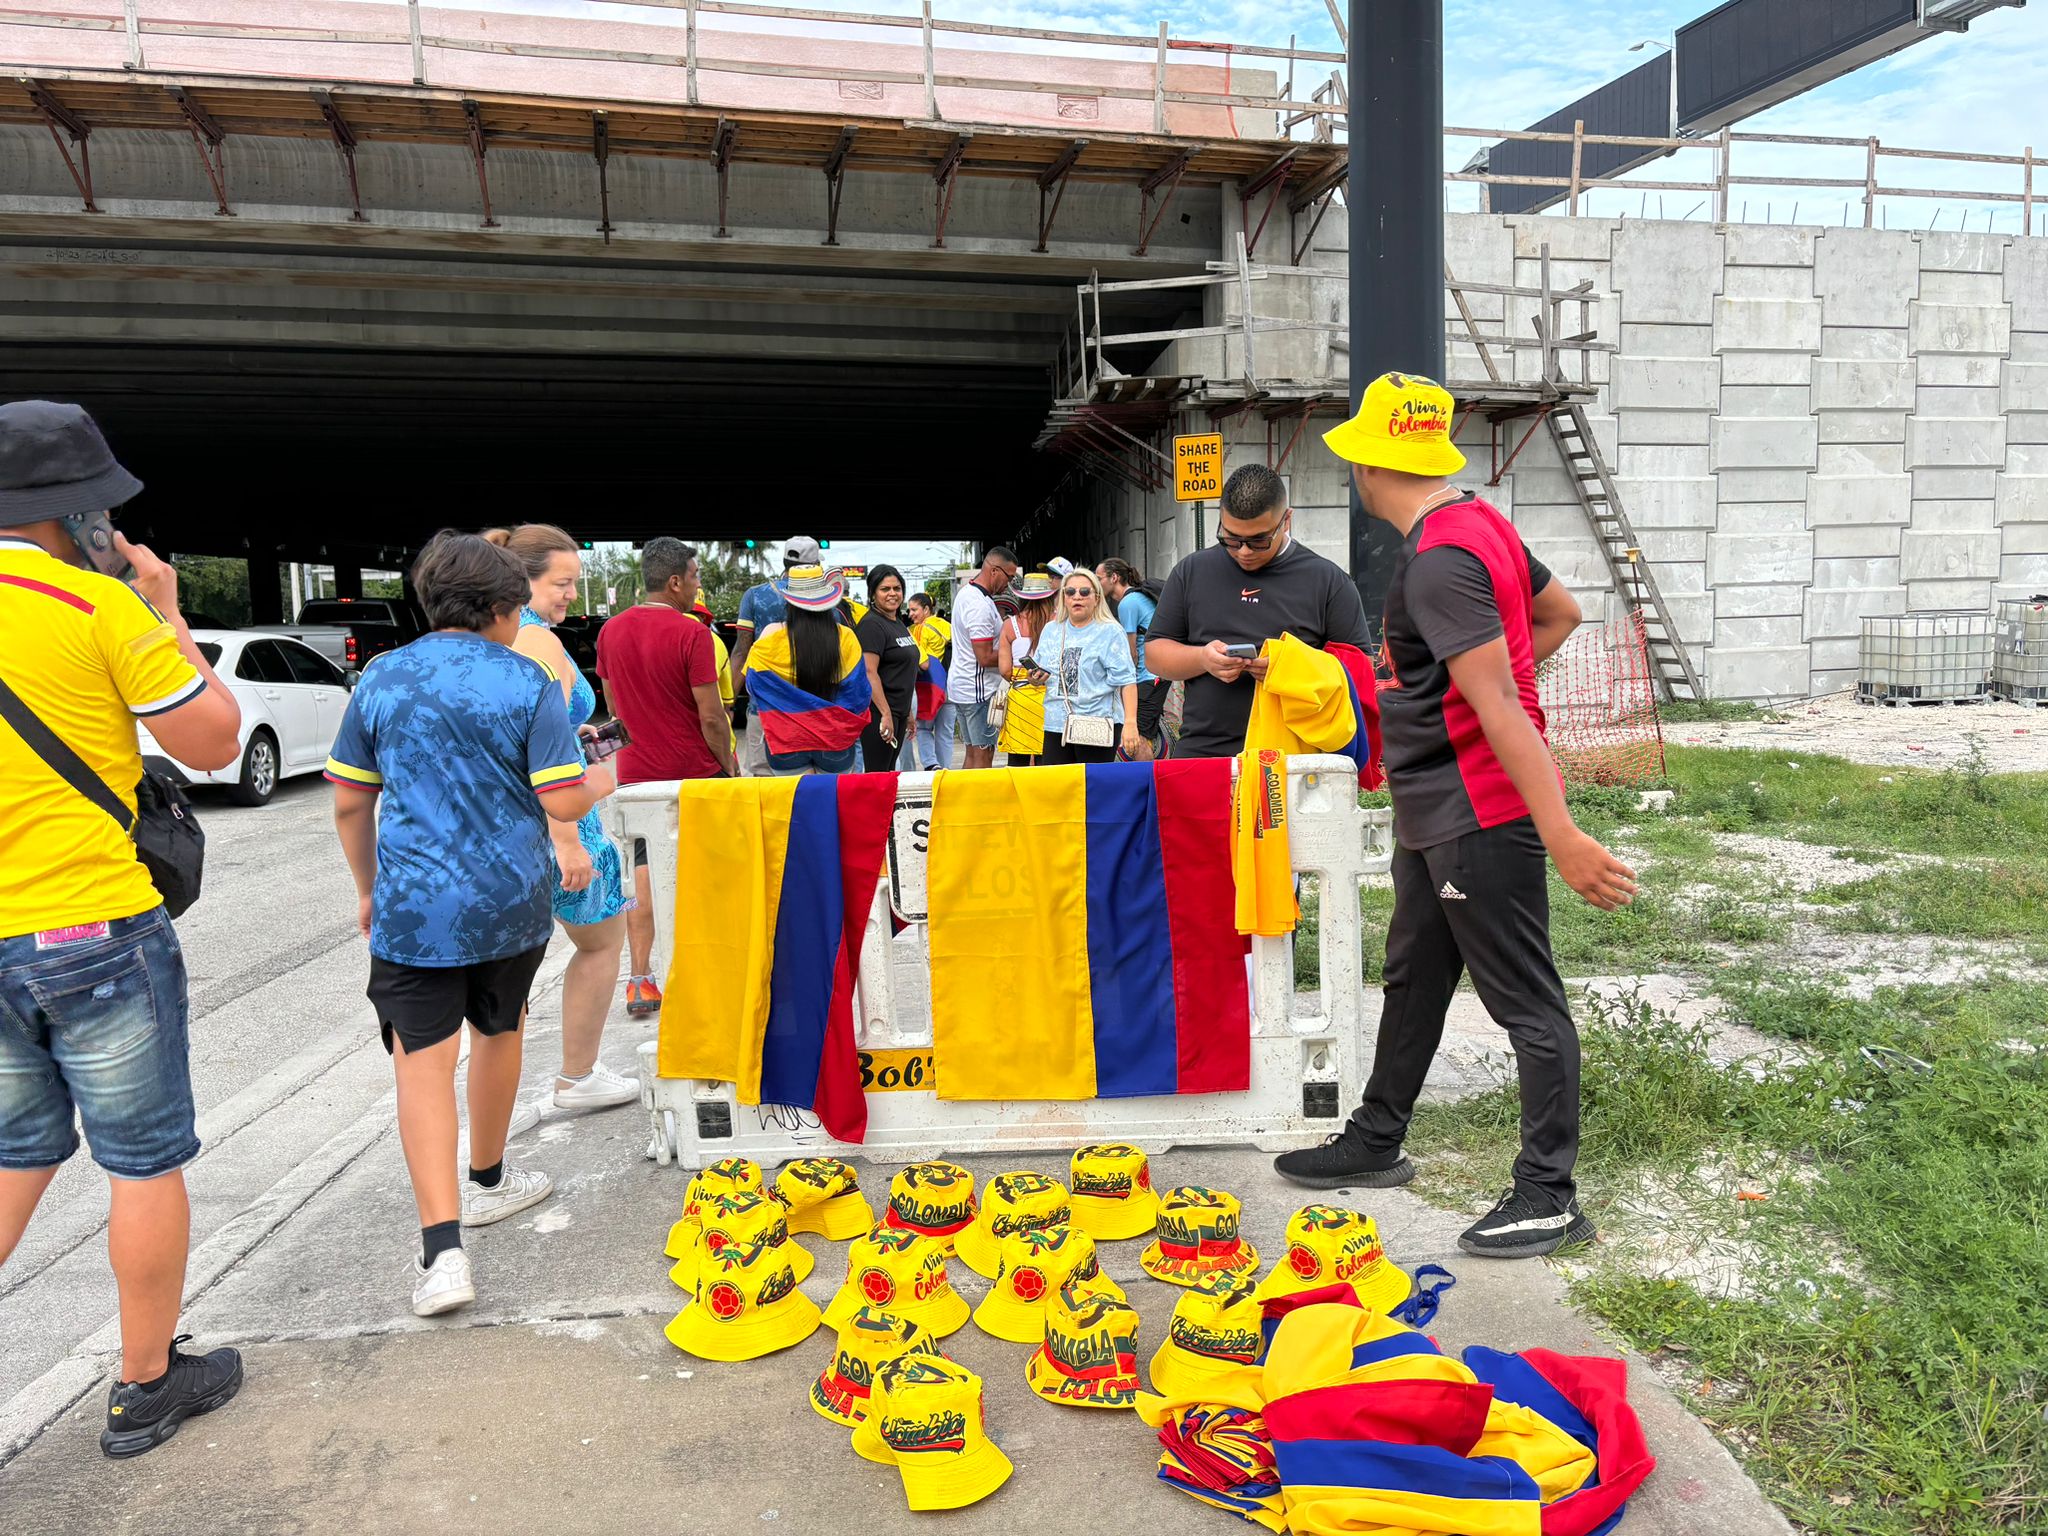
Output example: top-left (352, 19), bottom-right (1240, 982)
top-left (486, 525), bottom-right (640, 1117)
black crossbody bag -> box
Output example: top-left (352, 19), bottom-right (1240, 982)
top-left (0, 674), bottom-right (206, 918)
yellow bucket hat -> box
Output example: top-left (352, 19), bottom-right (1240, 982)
top-left (854, 1355), bottom-right (1014, 1512)
top-left (823, 1223), bottom-right (971, 1339)
top-left (1252, 1204), bottom-right (1412, 1315)
top-left (662, 1237), bottom-right (822, 1362)
top-left (879, 1161), bottom-right (978, 1254)
top-left (1322, 371), bottom-right (1467, 476)
top-left (1139, 1187), bottom-right (1260, 1287)
top-left (810, 1305), bottom-right (943, 1427)
top-left (1148, 1270), bottom-right (1266, 1402)
top-left (1026, 1279), bottom-right (1143, 1410)
top-left (662, 1156), bottom-right (764, 1262)
top-left (671, 1189), bottom-right (814, 1294)
top-left (775, 1157), bottom-right (875, 1242)
top-left (955, 1171), bottom-right (1073, 1280)
top-left (973, 1225), bottom-right (1126, 1344)
top-left (1067, 1143), bottom-right (1159, 1241)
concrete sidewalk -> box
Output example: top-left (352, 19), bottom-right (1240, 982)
top-left (1, 1008), bottom-right (1789, 1535)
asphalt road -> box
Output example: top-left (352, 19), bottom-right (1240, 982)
top-left (0, 771), bottom-right (383, 1398)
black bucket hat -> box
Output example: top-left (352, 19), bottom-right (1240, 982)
top-left (0, 401), bottom-right (143, 525)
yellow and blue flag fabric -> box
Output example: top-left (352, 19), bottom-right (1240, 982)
top-left (926, 759), bottom-right (1250, 1101)
top-left (743, 623), bottom-right (871, 758)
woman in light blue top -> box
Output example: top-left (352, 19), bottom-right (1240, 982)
top-left (1031, 566), bottom-right (1142, 766)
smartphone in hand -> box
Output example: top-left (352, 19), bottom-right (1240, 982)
top-left (1222, 643), bottom-right (1259, 660)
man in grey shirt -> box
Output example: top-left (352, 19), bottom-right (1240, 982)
top-left (949, 545), bottom-right (1018, 769)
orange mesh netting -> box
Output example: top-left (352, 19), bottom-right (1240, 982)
top-left (1534, 611), bottom-right (1668, 789)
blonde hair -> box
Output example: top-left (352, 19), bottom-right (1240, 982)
top-left (1057, 567), bottom-right (1116, 626)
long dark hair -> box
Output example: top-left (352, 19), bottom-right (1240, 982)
top-left (785, 605), bottom-right (845, 698)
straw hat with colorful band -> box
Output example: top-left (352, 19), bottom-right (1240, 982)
top-left (1010, 571), bottom-right (1058, 602)
top-left (775, 1157), bottom-right (875, 1242)
top-left (823, 1223), bottom-right (971, 1339)
top-left (1026, 1280), bottom-right (1143, 1410)
top-left (854, 1356), bottom-right (1014, 1512)
top-left (880, 1161), bottom-right (977, 1253)
top-left (973, 1225), bottom-right (1125, 1344)
top-left (955, 1172), bottom-right (1072, 1280)
top-left (671, 1189), bottom-right (814, 1296)
top-left (772, 563), bottom-right (846, 612)
top-left (663, 1239), bottom-right (821, 1362)
top-left (1140, 1187), bottom-right (1260, 1286)
top-left (810, 1306), bottom-right (943, 1427)
top-left (1149, 1270), bottom-right (1267, 1403)
top-left (662, 1157), bottom-right (764, 1262)
top-left (1252, 1204), bottom-right (1412, 1315)
top-left (1322, 370), bottom-right (1468, 477)
top-left (1067, 1143), bottom-right (1159, 1241)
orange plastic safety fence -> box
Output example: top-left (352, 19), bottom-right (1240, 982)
top-left (1535, 611), bottom-right (1668, 789)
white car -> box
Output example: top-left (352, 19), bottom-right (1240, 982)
top-left (138, 630), bottom-right (355, 806)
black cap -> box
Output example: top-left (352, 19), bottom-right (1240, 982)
top-left (0, 401), bottom-right (143, 525)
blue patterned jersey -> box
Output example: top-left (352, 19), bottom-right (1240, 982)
top-left (325, 632), bottom-right (587, 966)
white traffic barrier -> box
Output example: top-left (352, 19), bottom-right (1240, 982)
top-left (610, 756), bottom-right (1390, 1172)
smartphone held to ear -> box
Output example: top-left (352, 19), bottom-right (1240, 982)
top-left (62, 509), bottom-right (134, 581)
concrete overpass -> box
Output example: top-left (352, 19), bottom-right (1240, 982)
top-left (0, 0), bottom-right (1348, 609)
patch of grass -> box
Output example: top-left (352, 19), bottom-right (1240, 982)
top-left (1814, 862), bottom-right (2048, 941)
top-left (1660, 699), bottom-right (1784, 724)
top-left (1411, 977), bottom-right (2048, 1535)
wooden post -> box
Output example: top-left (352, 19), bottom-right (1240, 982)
top-left (407, 0), bottom-right (425, 85)
top-left (1714, 127), bottom-right (1731, 223)
top-left (923, 2), bottom-right (938, 121)
top-left (121, 0), bottom-right (141, 70)
top-left (1154, 22), bottom-right (1169, 134)
top-left (686, 0), bottom-right (698, 107)
top-left (2025, 145), bottom-right (2035, 238)
top-left (1569, 118), bottom-right (1584, 216)
top-left (1864, 136), bottom-right (1879, 228)
top-left (1539, 242), bottom-right (1555, 384)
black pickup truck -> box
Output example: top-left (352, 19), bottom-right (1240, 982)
top-left (244, 597), bottom-right (427, 672)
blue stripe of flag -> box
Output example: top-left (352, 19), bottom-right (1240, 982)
top-left (758, 776), bottom-right (843, 1107)
top-left (1350, 1333), bottom-right (1445, 1370)
top-left (1083, 762), bottom-right (1178, 1097)
top-left (1271, 1438), bottom-right (1543, 1505)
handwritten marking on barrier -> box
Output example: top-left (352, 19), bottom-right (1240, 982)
top-left (859, 1048), bottom-right (935, 1093)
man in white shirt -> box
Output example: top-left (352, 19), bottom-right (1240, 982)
top-left (949, 545), bottom-right (1018, 770)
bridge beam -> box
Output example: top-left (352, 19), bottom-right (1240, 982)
top-left (461, 98), bottom-right (497, 228)
top-left (167, 85), bottom-right (231, 217)
top-left (1034, 139), bottom-right (1087, 254)
top-left (312, 90), bottom-right (366, 223)
top-left (1136, 149), bottom-right (1196, 257)
top-left (822, 125), bottom-right (856, 246)
top-left (931, 133), bottom-right (969, 249)
top-left (593, 110), bottom-right (613, 244)
top-left (25, 81), bottom-right (100, 214)
top-left (711, 116), bottom-right (736, 239)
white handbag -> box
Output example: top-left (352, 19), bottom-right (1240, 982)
top-left (1056, 631), bottom-right (1116, 748)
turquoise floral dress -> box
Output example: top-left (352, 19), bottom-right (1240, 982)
top-left (520, 608), bottom-right (628, 927)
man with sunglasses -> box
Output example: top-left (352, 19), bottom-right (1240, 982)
top-left (1145, 463), bottom-right (1372, 759)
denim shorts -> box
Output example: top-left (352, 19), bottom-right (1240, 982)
top-left (765, 745), bottom-right (859, 775)
top-left (0, 907), bottom-right (199, 1180)
top-left (960, 696), bottom-right (998, 749)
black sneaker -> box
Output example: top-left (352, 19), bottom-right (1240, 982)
top-left (1457, 1187), bottom-right (1596, 1259)
top-left (1273, 1125), bottom-right (1416, 1190)
top-left (100, 1335), bottom-right (244, 1459)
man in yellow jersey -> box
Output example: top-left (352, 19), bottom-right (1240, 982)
top-left (0, 401), bottom-right (246, 1457)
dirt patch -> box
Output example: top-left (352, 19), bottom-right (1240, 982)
top-left (1672, 689), bottom-right (2048, 772)
top-left (1711, 831), bottom-right (1937, 895)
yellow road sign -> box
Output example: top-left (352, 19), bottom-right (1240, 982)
top-left (1173, 432), bottom-right (1224, 503)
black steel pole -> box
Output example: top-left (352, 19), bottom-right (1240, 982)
top-left (1349, 0), bottom-right (1444, 623)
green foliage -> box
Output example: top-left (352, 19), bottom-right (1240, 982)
top-left (170, 554), bottom-right (257, 627)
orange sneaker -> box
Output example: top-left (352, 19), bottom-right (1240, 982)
top-left (626, 976), bottom-right (664, 1017)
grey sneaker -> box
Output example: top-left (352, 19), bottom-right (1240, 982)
top-left (460, 1164), bottom-right (554, 1228)
top-left (411, 1248), bottom-right (476, 1317)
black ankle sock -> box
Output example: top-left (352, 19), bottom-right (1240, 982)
top-left (422, 1220), bottom-right (463, 1268)
top-left (468, 1160), bottom-right (504, 1190)
top-left (127, 1362), bottom-right (171, 1392)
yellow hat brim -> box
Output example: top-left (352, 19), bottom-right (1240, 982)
top-left (951, 1222), bottom-right (1003, 1280)
top-left (1250, 1255), bottom-right (1412, 1315)
top-left (1069, 1190), bottom-right (1159, 1242)
top-left (1147, 1340), bottom-right (1261, 1401)
top-left (971, 1288), bottom-right (1051, 1345)
top-left (827, 1281), bottom-right (970, 1340)
top-left (1322, 414), bottom-right (1468, 475)
top-left (663, 1217), bottom-right (699, 1261)
top-left (898, 1438), bottom-right (1015, 1512)
top-left (663, 1291), bottom-right (822, 1362)
top-left (1027, 1347), bottom-right (1142, 1409)
top-left (1139, 1242), bottom-right (1260, 1288)
top-left (785, 1192), bottom-right (875, 1242)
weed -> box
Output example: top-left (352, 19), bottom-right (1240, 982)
top-left (1818, 862), bottom-right (2048, 941)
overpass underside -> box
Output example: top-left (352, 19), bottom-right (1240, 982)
top-left (0, 68), bottom-right (1339, 563)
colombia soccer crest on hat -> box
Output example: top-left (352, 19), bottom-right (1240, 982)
top-left (664, 1236), bottom-right (822, 1362)
top-left (673, 1189), bottom-right (815, 1295)
top-left (663, 1156), bottom-right (764, 1262)
top-left (1067, 1143), bottom-right (1158, 1241)
top-left (1322, 370), bottom-right (1468, 477)
top-left (824, 1223), bottom-right (971, 1339)
top-left (1149, 1270), bottom-right (1266, 1402)
top-left (881, 1161), bottom-right (977, 1253)
top-left (1027, 1279), bottom-right (1143, 1410)
top-left (853, 1355), bottom-right (1013, 1512)
top-left (775, 1157), bottom-right (875, 1242)
top-left (1140, 1187), bottom-right (1260, 1287)
top-left (973, 1225), bottom-right (1126, 1344)
top-left (811, 1306), bottom-right (942, 1427)
top-left (1253, 1204), bottom-right (1412, 1315)
top-left (955, 1172), bottom-right (1072, 1280)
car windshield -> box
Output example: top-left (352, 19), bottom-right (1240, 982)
top-left (298, 601), bottom-right (395, 625)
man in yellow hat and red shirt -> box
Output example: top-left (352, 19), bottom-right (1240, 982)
top-left (1275, 372), bottom-right (1637, 1261)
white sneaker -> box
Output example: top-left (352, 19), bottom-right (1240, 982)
top-left (411, 1248), bottom-right (475, 1317)
top-left (552, 1062), bottom-right (640, 1112)
top-left (506, 1100), bottom-right (543, 1140)
top-left (460, 1164), bottom-right (554, 1228)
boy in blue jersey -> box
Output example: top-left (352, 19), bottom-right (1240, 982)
top-left (327, 532), bottom-right (614, 1318)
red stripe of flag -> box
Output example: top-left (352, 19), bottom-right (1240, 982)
top-left (1155, 757), bottom-right (1250, 1093)
top-left (816, 771), bottom-right (899, 1143)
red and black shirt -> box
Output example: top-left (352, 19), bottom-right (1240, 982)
top-left (1380, 494), bottom-right (1554, 850)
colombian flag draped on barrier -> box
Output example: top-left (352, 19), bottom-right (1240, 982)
top-left (743, 624), bottom-right (872, 758)
top-left (657, 772), bottom-right (897, 1141)
top-left (925, 758), bottom-right (1250, 1102)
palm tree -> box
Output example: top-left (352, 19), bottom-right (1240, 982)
top-left (711, 540), bottom-right (769, 578)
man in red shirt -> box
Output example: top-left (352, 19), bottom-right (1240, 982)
top-left (596, 538), bottom-right (737, 1015)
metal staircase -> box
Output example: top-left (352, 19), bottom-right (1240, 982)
top-left (1546, 403), bottom-right (1703, 702)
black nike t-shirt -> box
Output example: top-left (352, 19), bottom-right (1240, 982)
top-left (1150, 539), bottom-right (1373, 758)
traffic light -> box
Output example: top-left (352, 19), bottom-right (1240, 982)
top-left (745, 539), bottom-right (759, 550)
top-left (579, 540), bottom-right (594, 550)
top-left (819, 539), bottom-right (832, 550)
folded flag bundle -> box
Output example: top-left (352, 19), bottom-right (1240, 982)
top-left (926, 759), bottom-right (1251, 1101)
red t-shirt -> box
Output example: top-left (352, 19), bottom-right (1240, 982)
top-left (596, 604), bottom-right (720, 783)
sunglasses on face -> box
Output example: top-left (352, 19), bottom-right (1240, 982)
top-left (1063, 586), bottom-right (1092, 597)
top-left (1215, 510), bottom-right (1288, 552)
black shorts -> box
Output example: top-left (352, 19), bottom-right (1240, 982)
top-left (1136, 678), bottom-right (1169, 740)
top-left (367, 946), bottom-right (548, 1055)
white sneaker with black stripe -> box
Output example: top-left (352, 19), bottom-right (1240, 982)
top-left (1457, 1186), bottom-right (1595, 1259)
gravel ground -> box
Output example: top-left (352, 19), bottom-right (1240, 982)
top-left (1671, 689), bottom-right (2048, 772)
